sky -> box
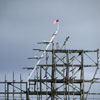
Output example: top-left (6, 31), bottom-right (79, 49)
top-left (0, 0), bottom-right (100, 82)
top-left (0, 0), bottom-right (100, 99)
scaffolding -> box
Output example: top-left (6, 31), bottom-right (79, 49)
top-left (0, 36), bottom-right (100, 100)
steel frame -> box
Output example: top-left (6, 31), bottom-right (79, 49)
top-left (0, 37), bottom-right (100, 100)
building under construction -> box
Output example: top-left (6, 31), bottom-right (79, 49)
top-left (0, 28), bottom-right (100, 100)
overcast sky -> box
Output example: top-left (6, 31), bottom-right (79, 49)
top-left (0, 0), bottom-right (100, 82)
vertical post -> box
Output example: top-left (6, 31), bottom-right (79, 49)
top-left (20, 74), bottom-right (23, 100)
top-left (66, 50), bottom-right (70, 100)
top-left (80, 51), bottom-right (84, 100)
top-left (26, 82), bottom-right (29, 100)
top-left (36, 67), bottom-right (39, 99)
top-left (13, 72), bottom-right (14, 100)
top-left (51, 42), bottom-right (55, 100)
top-left (97, 49), bottom-right (99, 69)
top-left (5, 74), bottom-right (7, 100)
top-left (72, 59), bottom-right (75, 99)
top-left (63, 59), bottom-right (66, 100)
top-left (40, 66), bottom-right (42, 100)
top-left (7, 83), bottom-right (9, 100)
top-left (46, 52), bottom-right (49, 99)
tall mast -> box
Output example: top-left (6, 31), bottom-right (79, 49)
top-left (27, 21), bottom-right (59, 81)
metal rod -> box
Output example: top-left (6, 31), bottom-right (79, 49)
top-left (80, 51), bottom-right (84, 100)
top-left (20, 74), bottom-right (23, 100)
top-left (7, 83), bottom-right (9, 100)
top-left (5, 74), bottom-right (7, 100)
top-left (28, 24), bottom-right (59, 81)
top-left (13, 72), bottom-right (14, 100)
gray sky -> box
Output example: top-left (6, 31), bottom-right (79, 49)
top-left (0, 0), bottom-right (100, 81)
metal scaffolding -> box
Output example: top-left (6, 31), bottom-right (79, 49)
top-left (0, 37), bottom-right (100, 100)
top-left (27, 39), bottom-right (100, 100)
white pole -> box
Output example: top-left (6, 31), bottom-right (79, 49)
top-left (27, 24), bottom-right (59, 81)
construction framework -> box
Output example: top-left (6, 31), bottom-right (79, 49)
top-left (0, 36), bottom-right (100, 100)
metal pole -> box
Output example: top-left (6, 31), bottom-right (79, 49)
top-left (72, 59), bottom-right (75, 99)
top-left (5, 74), bottom-right (7, 100)
top-left (26, 82), bottom-right (29, 100)
top-left (20, 74), bottom-right (23, 100)
top-left (40, 67), bottom-right (42, 100)
top-left (51, 42), bottom-right (55, 100)
top-left (28, 24), bottom-right (59, 81)
top-left (36, 67), bottom-right (39, 99)
top-left (7, 83), bottom-right (9, 100)
top-left (66, 50), bottom-right (70, 100)
top-left (46, 52), bottom-right (49, 99)
top-left (13, 72), bottom-right (15, 100)
top-left (80, 51), bottom-right (84, 100)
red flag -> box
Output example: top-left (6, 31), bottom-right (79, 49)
top-left (53, 19), bottom-right (59, 24)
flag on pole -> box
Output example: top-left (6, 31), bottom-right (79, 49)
top-left (53, 19), bottom-right (59, 24)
